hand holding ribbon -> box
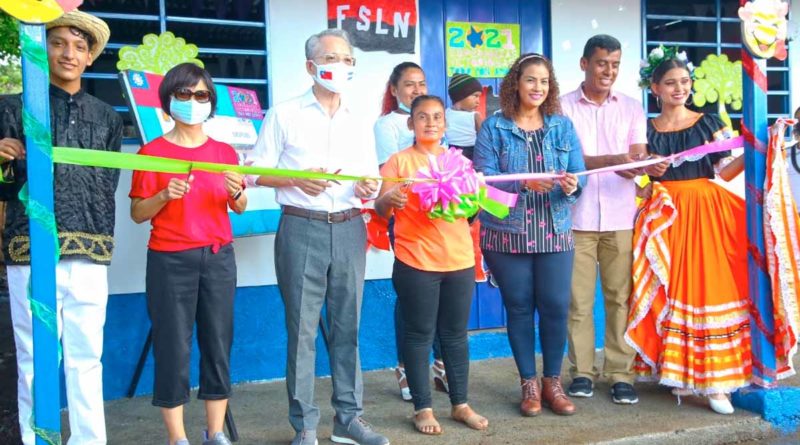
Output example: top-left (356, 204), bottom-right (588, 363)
top-left (161, 174), bottom-right (193, 200)
top-left (355, 177), bottom-right (379, 199)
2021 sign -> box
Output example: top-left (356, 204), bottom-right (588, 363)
top-left (445, 21), bottom-right (520, 78)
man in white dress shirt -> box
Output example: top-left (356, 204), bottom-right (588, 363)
top-left (250, 29), bottom-right (387, 445)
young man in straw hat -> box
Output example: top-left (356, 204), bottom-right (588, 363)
top-left (0, 10), bottom-right (122, 445)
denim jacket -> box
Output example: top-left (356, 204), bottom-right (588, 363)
top-left (473, 112), bottom-right (586, 235)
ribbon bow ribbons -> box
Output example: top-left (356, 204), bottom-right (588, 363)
top-left (411, 148), bottom-right (517, 222)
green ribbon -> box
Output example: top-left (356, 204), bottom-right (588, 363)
top-left (20, 33), bottom-right (49, 73)
top-left (53, 146), bottom-right (374, 181)
top-left (427, 187), bottom-right (510, 222)
top-left (27, 277), bottom-right (62, 362)
top-left (18, 183), bottom-right (60, 258)
top-left (52, 146), bottom-right (433, 183)
top-left (29, 391), bottom-right (63, 445)
top-left (0, 164), bottom-right (13, 183)
top-left (476, 187), bottom-right (510, 219)
top-left (23, 109), bottom-right (55, 159)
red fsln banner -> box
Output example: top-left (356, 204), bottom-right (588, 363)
top-left (327, 0), bottom-right (417, 54)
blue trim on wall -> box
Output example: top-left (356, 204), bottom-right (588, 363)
top-left (230, 209), bottom-right (280, 237)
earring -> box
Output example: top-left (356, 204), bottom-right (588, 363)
top-left (685, 93), bottom-right (694, 107)
top-left (655, 96), bottom-right (662, 109)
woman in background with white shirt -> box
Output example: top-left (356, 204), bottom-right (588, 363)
top-left (374, 62), bottom-right (427, 165)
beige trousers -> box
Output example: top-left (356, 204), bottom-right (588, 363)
top-left (567, 230), bottom-right (636, 385)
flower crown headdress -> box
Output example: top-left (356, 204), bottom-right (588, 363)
top-left (638, 45), bottom-right (695, 89)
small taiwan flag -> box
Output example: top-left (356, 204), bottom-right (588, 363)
top-left (320, 70), bottom-right (333, 80)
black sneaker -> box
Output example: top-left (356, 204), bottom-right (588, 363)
top-left (567, 377), bottom-right (593, 398)
top-left (611, 382), bottom-right (639, 404)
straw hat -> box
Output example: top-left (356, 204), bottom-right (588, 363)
top-left (46, 10), bottom-right (110, 61)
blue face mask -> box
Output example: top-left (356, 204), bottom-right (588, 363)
top-left (170, 98), bottom-right (212, 125)
top-left (397, 102), bottom-right (411, 114)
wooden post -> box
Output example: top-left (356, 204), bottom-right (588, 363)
top-left (740, 1), bottom-right (776, 387)
top-left (19, 23), bottom-right (62, 444)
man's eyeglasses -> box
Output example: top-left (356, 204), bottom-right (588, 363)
top-left (313, 52), bottom-right (356, 66)
top-left (173, 88), bottom-right (212, 103)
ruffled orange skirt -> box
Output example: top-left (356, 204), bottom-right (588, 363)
top-left (625, 179), bottom-right (752, 393)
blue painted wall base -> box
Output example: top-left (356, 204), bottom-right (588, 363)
top-left (102, 282), bottom-right (518, 400)
top-left (733, 386), bottom-right (800, 432)
top-left (99, 278), bottom-right (571, 402)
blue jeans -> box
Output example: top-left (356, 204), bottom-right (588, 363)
top-left (484, 250), bottom-right (575, 378)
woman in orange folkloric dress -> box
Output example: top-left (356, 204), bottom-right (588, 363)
top-left (625, 54), bottom-right (750, 415)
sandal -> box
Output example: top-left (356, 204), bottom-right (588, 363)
top-left (413, 408), bottom-right (442, 435)
top-left (395, 366), bottom-right (412, 401)
top-left (451, 404), bottom-right (488, 431)
top-left (431, 360), bottom-right (449, 393)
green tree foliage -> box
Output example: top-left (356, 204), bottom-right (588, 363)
top-left (0, 56), bottom-right (22, 94)
top-left (693, 54), bottom-right (743, 129)
top-left (0, 11), bottom-right (20, 94)
top-left (0, 11), bottom-right (19, 58)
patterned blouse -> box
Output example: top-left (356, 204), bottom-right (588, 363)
top-left (480, 128), bottom-right (574, 254)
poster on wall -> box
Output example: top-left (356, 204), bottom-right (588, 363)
top-left (120, 70), bottom-right (280, 237)
top-left (327, 0), bottom-right (417, 54)
top-left (446, 21), bottom-right (520, 78)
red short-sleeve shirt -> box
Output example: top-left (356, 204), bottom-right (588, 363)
top-left (129, 136), bottom-right (239, 252)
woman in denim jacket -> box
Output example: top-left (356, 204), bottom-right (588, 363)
top-left (473, 53), bottom-right (586, 417)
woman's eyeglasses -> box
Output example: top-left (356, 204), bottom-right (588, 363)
top-left (173, 88), bottom-right (212, 103)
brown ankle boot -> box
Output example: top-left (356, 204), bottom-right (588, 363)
top-left (519, 377), bottom-right (541, 416)
top-left (542, 376), bottom-right (576, 416)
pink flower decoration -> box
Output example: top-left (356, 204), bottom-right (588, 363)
top-left (411, 148), bottom-right (480, 211)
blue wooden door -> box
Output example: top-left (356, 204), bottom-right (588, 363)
top-left (419, 0), bottom-right (551, 330)
top-left (419, 0), bottom-right (551, 104)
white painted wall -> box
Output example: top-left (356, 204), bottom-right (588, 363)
top-left (550, 0), bottom-right (644, 100)
top-left (107, 0), bottom-right (800, 294)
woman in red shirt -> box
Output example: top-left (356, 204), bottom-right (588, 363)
top-left (129, 63), bottom-right (247, 445)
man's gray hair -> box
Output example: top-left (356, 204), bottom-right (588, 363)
top-left (305, 28), bottom-right (354, 60)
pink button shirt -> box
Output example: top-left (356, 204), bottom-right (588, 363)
top-left (561, 86), bottom-right (647, 231)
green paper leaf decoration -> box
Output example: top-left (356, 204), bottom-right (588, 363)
top-left (692, 54), bottom-right (742, 128)
top-left (116, 31), bottom-right (203, 74)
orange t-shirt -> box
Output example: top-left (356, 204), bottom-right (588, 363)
top-left (380, 147), bottom-right (474, 272)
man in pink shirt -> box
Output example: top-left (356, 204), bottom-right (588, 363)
top-left (561, 35), bottom-right (658, 405)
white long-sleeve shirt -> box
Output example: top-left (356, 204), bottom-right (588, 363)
top-left (251, 89), bottom-right (379, 212)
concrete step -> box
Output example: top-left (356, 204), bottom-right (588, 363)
top-left (97, 357), bottom-right (796, 445)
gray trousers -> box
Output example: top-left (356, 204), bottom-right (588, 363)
top-left (275, 213), bottom-right (367, 432)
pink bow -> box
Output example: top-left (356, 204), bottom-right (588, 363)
top-left (411, 148), bottom-right (480, 211)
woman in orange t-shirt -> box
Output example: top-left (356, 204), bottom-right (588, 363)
top-left (376, 95), bottom-right (487, 436)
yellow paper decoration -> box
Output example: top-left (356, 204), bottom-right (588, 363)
top-left (0, 0), bottom-right (81, 24)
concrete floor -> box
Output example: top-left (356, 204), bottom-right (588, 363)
top-left (94, 356), bottom-right (798, 445)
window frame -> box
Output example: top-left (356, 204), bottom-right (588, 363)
top-left (641, 0), bottom-right (791, 121)
top-left (82, 1), bottom-right (272, 143)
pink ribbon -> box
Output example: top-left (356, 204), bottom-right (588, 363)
top-left (485, 185), bottom-right (518, 208)
top-left (482, 136), bottom-right (744, 182)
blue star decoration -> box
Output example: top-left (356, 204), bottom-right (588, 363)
top-left (467, 26), bottom-right (484, 48)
